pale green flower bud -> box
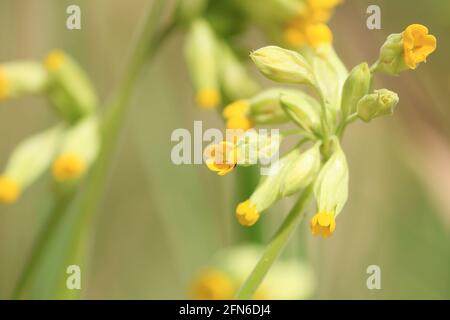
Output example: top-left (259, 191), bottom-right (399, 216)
top-left (218, 42), bottom-right (260, 100)
top-left (312, 55), bottom-right (340, 111)
top-left (313, 140), bottom-right (348, 218)
top-left (52, 116), bottom-right (100, 181)
top-left (357, 89), bottom-right (399, 122)
top-left (280, 143), bottom-right (321, 197)
top-left (0, 126), bottom-right (63, 203)
top-left (184, 19), bottom-right (221, 109)
top-left (279, 90), bottom-right (321, 135)
top-left (250, 46), bottom-right (315, 85)
top-left (341, 63), bottom-right (372, 118)
top-left (248, 88), bottom-right (294, 124)
top-left (45, 50), bottom-right (98, 122)
top-left (372, 33), bottom-right (408, 76)
top-left (0, 62), bottom-right (48, 101)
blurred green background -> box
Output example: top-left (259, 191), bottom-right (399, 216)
top-left (0, 0), bottom-right (449, 299)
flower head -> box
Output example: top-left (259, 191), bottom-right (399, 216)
top-left (223, 100), bottom-right (252, 130)
top-left (402, 24), bottom-right (437, 70)
top-left (205, 141), bottom-right (237, 176)
top-left (52, 153), bottom-right (85, 181)
top-left (236, 200), bottom-right (260, 226)
top-left (310, 211), bottom-right (336, 237)
top-left (196, 88), bottom-right (220, 109)
top-left (0, 176), bottom-right (20, 204)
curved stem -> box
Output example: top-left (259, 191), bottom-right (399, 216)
top-left (235, 185), bottom-right (313, 299)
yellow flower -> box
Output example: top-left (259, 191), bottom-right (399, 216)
top-left (191, 269), bottom-right (236, 300)
top-left (402, 24), bottom-right (437, 70)
top-left (45, 49), bottom-right (65, 71)
top-left (236, 200), bottom-right (260, 227)
top-left (0, 67), bottom-right (8, 99)
top-left (205, 141), bottom-right (237, 176)
top-left (0, 176), bottom-right (20, 204)
top-left (305, 23), bottom-right (333, 48)
top-left (307, 0), bottom-right (342, 23)
top-left (223, 100), bottom-right (249, 119)
top-left (283, 27), bottom-right (306, 48)
top-left (310, 211), bottom-right (336, 237)
top-left (196, 88), bottom-right (220, 109)
top-left (52, 153), bottom-right (85, 181)
top-left (226, 116), bottom-right (253, 131)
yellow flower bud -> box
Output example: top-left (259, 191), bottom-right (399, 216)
top-left (204, 141), bottom-right (237, 176)
top-left (191, 269), bottom-right (235, 300)
top-left (305, 23), bottom-right (333, 48)
top-left (250, 46), bottom-right (315, 85)
top-left (357, 89), bottom-right (399, 122)
top-left (236, 200), bottom-right (260, 227)
top-left (196, 88), bottom-right (220, 109)
top-left (52, 116), bottom-right (100, 181)
top-left (52, 153), bottom-right (85, 181)
top-left (0, 176), bottom-right (21, 204)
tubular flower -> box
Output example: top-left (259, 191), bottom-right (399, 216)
top-left (0, 176), bottom-right (21, 204)
top-left (52, 153), bottom-right (85, 181)
top-left (196, 88), bottom-right (220, 109)
top-left (236, 200), bottom-right (260, 227)
top-left (402, 24), bottom-right (437, 70)
top-left (191, 269), bottom-right (235, 300)
top-left (310, 211), bottom-right (336, 237)
top-left (205, 141), bottom-right (237, 176)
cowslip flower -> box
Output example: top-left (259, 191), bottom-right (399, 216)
top-left (310, 140), bottom-right (348, 237)
top-left (191, 269), bottom-right (236, 300)
top-left (402, 24), bottom-right (437, 70)
top-left (204, 141), bottom-right (237, 176)
top-left (373, 24), bottom-right (436, 75)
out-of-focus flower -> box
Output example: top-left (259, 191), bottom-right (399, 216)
top-left (191, 245), bottom-right (316, 300)
top-left (184, 19), bottom-right (221, 109)
top-left (52, 116), bottom-right (100, 182)
top-left (0, 62), bottom-right (48, 101)
top-left (0, 126), bottom-right (62, 204)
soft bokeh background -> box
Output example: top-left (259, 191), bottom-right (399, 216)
top-left (0, 0), bottom-right (449, 299)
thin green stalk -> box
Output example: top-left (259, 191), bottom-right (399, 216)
top-left (235, 185), bottom-right (313, 299)
top-left (12, 0), bottom-right (175, 299)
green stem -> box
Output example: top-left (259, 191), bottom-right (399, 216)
top-left (235, 185), bottom-right (313, 299)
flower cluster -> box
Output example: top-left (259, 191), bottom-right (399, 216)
top-left (205, 24), bottom-right (436, 237)
top-left (0, 50), bottom-right (100, 204)
top-left (178, 0), bottom-right (342, 113)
